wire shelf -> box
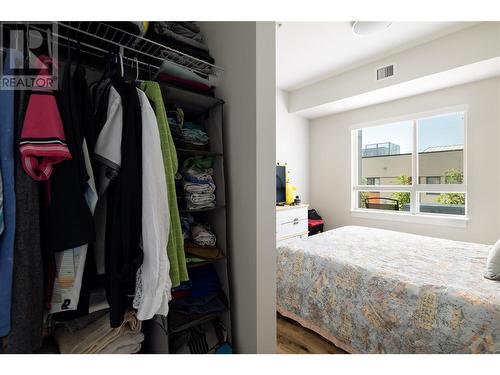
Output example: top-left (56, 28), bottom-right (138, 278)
top-left (31, 22), bottom-right (222, 78)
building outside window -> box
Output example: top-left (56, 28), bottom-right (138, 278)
top-left (366, 177), bottom-right (381, 185)
top-left (352, 110), bottom-right (466, 217)
top-left (425, 176), bottom-right (442, 184)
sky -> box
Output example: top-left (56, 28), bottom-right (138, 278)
top-left (361, 112), bottom-right (464, 153)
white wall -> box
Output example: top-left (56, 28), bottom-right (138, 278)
top-left (255, 22), bottom-right (277, 354)
top-left (289, 22), bottom-right (500, 116)
top-left (310, 78), bottom-right (500, 245)
top-left (276, 89), bottom-right (310, 202)
top-left (200, 22), bottom-right (276, 354)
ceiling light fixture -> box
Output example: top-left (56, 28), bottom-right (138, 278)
top-left (351, 21), bottom-right (393, 36)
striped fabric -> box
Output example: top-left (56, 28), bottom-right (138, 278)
top-left (19, 88), bottom-right (72, 181)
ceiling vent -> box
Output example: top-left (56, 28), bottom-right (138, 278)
top-left (376, 64), bottom-right (394, 80)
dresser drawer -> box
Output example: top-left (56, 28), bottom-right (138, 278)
top-left (276, 206), bottom-right (308, 225)
top-left (277, 217), bottom-right (308, 240)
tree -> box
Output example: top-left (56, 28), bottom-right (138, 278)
top-left (437, 169), bottom-right (465, 205)
top-left (391, 175), bottom-right (411, 210)
top-left (359, 177), bottom-right (369, 208)
top-left (359, 191), bottom-right (369, 208)
top-left (443, 168), bottom-right (463, 184)
top-left (437, 193), bottom-right (465, 205)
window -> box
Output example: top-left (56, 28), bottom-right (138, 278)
top-left (425, 176), bottom-right (441, 184)
top-left (366, 177), bottom-right (380, 185)
top-left (352, 110), bottom-right (466, 219)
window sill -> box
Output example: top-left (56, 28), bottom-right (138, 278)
top-left (350, 209), bottom-right (468, 228)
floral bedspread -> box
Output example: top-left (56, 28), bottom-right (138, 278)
top-left (277, 226), bottom-right (500, 353)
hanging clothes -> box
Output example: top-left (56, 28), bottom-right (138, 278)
top-left (92, 78), bottom-right (113, 149)
top-left (46, 61), bottom-right (95, 253)
top-left (104, 78), bottom-right (143, 328)
top-left (132, 88), bottom-right (171, 320)
top-left (74, 65), bottom-right (97, 155)
top-left (140, 81), bottom-right (188, 288)
top-left (0, 170), bottom-right (3, 236)
top-left (50, 138), bottom-right (97, 314)
top-left (49, 62), bottom-right (98, 314)
top-left (0, 49), bottom-right (17, 337)
top-left (7, 85), bottom-right (44, 353)
top-left (93, 85), bottom-right (122, 276)
top-left (19, 63), bottom-right (72, 180)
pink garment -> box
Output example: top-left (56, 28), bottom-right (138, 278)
top-left (19, 57), bottom-right (71, 181)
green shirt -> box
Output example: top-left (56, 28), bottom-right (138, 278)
top-left (140, 81), bottom-right (188, 287)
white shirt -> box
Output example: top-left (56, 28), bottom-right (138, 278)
top-left (133, 88), bottom-right (171, 320)
top-left (93, 86), bottom-right (122, 275)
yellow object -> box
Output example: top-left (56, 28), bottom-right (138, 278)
top-left (285, 172), bottom-right (298, 205)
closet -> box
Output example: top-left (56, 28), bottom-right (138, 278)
top-left (0, 21), bottom-right (232, 354)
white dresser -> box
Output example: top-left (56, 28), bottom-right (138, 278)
top-left (276, 204), bottom-right (309, 245)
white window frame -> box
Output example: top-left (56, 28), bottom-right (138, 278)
top-left (350, 105), bottom-right (468, 228)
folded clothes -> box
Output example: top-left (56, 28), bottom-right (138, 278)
top-left (167, 107), bottom-right (184, 148)
top-left (153, 22), bottom-right (209, 52)
top-left (158, 60), bottom-right (213, 86)
top-left (147, 28), bottom-right (215, 64)
top-left (176, 22), bottom-right (201, 35)
top-left (158, 73), bottom-right (212, 94)
top-left (184, 181), bottom-right (215, 194)
top-left (170, 293), bottom-right (226, 316)
top-left (96, 331), bottom-right (144, 354)
top-left (160, 50), bottom-right (213, 75)
top-left (172, 289), bottom-right (191, 300)
top-left (180, 213), bottom-right (194, 239)
top-left (182, 159), bottom-right (216, 210)
top-left (183, 156), bottom-right (214, 173)
top-left (187, 264), bottom-right (221, 298)
top-left (186, 193), bottom-right (215, 205)
top-left (181, 128), bottom-right (209, 146)
top-left (171, 280), bottom-right (192, 300)
top-left (167, 22), bottom-right (203, 42)
top-left (186, 194), bottom-right (216, 211)
top-left (191, 223), bottom-right (216, 247)
top-left (184, 241), bottom-right (224, 261)
top-left (185, 256), bottom-right (207, 264)
top-left (185, 167), bottom-right (212, 178)
top-left (54, 309), bottom-right (109, 333)
top-left (184, 171), bottom-right (213, 185)
top-left (54, 310), bottom-right (143, 354)
top-left (183, 121), bottom-right (205, 131)
top-left (186, 200), bottom-right (215, 211)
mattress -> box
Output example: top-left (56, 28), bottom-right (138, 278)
top-left (277, 226), bottom-right (500, 353)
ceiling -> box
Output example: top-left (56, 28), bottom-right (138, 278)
top-left (276, 22), bottom-right (476, 91)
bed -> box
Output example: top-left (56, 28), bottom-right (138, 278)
top-left (277, 226), bottom-right (500, 353)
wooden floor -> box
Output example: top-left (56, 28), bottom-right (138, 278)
top-left (277, 314), bottom-right (347, 354)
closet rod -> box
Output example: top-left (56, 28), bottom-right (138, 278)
top-left (28, 24), bottom-right (160, 74)
top-left (56, 23), bottom-right (165, 65)
top-left (56, 22), bottom-right (223, 76)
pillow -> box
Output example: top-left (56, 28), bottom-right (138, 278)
top-left (485, 239), bottom-right (500, 280)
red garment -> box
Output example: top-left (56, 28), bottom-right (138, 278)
top-left (308, 219), bottom-right (324, 228)
top-left (171, 288), bottom-right (192, 300)
top-left (19, 57), bottom-right (71, 181)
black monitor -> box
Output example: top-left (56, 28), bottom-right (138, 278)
top-left (276, 165), bottom-right (286, 204)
